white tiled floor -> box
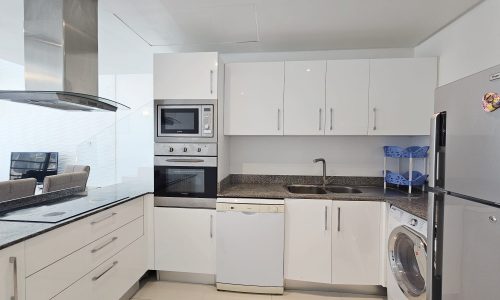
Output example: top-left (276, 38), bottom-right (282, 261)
top-left (131, 281), bottom-right (386, 300)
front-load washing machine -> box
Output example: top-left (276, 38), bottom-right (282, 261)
top-left (387, 204), bottom-right (427, 300)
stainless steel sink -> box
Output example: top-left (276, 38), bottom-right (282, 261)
top-left (325, 186), bottom-right (363, 194)
top-left (287, 185), bottom-right (327, 194)
top-left (287, 184), bottom-right (364, 195)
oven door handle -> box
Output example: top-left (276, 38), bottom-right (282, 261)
top-left (165, 159), bottom-right (205, 163)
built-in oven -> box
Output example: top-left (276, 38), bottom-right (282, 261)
top-left (154, 99), bottom-right (217, 143)
top-left (154, 143), bottom-right (217, 209)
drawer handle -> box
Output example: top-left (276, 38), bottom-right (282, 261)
top-left (9, 257), bottom-right (18, 300)
top-left (90, 212), bottom-right (117, 225)
top-left (91, 237), bottom-right (118, 254)
top-left (92, 261), bottom-right (118, 281)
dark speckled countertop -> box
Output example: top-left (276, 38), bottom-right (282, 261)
top-left (218, 175), bottom-right (428, 220)
top-left (0, 182), bottom-right (152, 250)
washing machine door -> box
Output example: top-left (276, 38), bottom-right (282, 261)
top-left (388, 225), bottom-right (427, 300)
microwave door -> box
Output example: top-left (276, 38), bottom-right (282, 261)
top-left (157, 105), bottom-right (202, 137)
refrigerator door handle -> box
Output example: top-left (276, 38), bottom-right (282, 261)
top-left (427, 192), bottom-right (436, 300)
top-left (429, 113), bottom-right (440, 188)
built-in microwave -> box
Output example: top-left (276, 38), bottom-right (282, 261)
top-left (154, 99), bottom-right (217, 143)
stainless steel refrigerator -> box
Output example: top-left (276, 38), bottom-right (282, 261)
top-left (428, 64), bottom-right (500, 299)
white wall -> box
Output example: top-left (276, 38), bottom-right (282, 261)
top-left (415, 0), bottom-right (500, 86)
top-left (229, 136), bottom-right (428, 177)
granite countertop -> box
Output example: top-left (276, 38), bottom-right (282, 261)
top-left (0, 182), bottom-right (152, 251)
top-left (218, 176), bottom-right (428, 220)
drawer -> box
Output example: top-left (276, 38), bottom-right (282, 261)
top-left (51, 236), bottom-right (147, 300)
top-left (26, 197), bottom-right (143, 275)
top-left (27, 216), bottom-right (143, 300)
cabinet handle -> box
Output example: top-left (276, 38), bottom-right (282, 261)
top-left (210, 214), bottom-right (214, 238)
top-left (324, 206), bottom-right (328, 231)
top-left (372, 107), bottom-right (377, 130)
top-left (330, 108), bottom-right (333, 131)
top-left (90, 212), bottom-right (117, 225)
top-left (337, 207), bottom-right (341, 232)
top-left (319, 108), bottom-right (322, 131)
top-left (277, 108), bottom-right (281, 131)
top-left (210, 70), bottom-right (214, 95)
top-left (92, 261), bottom-right (118, 281)
top-left (9, 257), bottom-right (18, 300)
top-left (91, 237), bottom-right (118, 253)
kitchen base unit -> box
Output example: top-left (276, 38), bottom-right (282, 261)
top-left (154, 207), bottom-right (216, 275)
top-left (216, 198), bottom-right (285, 295)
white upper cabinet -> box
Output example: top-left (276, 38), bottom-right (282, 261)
top-left (224, 62), bottom-right (285, 135)
top-left (154, 52), bottom-right (218, 100)
top-left (326, 60), bottom-right (370, 135)
top-left (285, 199), bottom-right (332, 284)
top-left (368, 57), bottom-right (437, 135)
top-left (331, 201), bottom-right (382, 285)
top-left (284, 61), bottom-right (327, 135)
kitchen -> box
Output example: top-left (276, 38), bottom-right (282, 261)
top-left (0, 0), bottom-right (499, 299)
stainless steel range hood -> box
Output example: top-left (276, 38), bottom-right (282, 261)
top-left (0, 0), bottom-right (129, 112)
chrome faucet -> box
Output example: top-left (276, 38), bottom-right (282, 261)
top-left (313, 158), bottom-right (326, 188)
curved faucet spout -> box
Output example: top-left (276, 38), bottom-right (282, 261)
top-left (313, 158), bottom-right (326, 188)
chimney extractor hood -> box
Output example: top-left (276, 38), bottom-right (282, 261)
top-left (0, 0), bottom-right (129, 112)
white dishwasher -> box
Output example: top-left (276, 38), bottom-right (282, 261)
top-left (216, 198), bottom-right (284, 294)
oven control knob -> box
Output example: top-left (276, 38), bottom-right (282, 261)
top-left (169, 147), bottom-right (174, 152)
top-left (183, 147), bottom-right (188, 152)
top-left (197, 148), bottom-right (202, 152)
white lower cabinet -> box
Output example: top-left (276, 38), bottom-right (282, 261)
top-left (0, 243), bottom-right (25, 300)
top-left (52, 236), bottom-right (147, 300)
top-left (154, 207), bottom-right (216, 274)
top-left (285, 199), bottom-right (332, 283)
top-left (285, 199), bottom-right (383, 286)
top-left (331, 201), bottom-right (382, 285)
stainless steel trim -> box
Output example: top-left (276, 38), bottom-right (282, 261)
top-left (319, 108), bottom-right (322, 130)
top-left (90, 212), bottom-right (117, 225)
top-left (337, 207), bottom-right (341, 232)
top-left (154, 197), bottom-right (217, 209)
top-left (277, 108), bottom-right (281, 131)
top-left (372, 107), bottom-right (377, 130)
top-left (92, 261), bottom-right (118, 281)
top-left (210, 70), bottom-right (214, 94)
top-left (91, 237), bottom-right (118, 253)
top-left (490, 72), bottom-right (500, 81)
top-left (9, 257), bottom-right (17, 300)
top-left (156, 104), bottom-right (204, 138)
top-left (154, 156), bottom-right (216, 167)
top-left (210, 214), bottom-right (214, 238)
top-left (330, 108), bottom-right (333, 131)
top-left (166, 159), bottom-right (205, 163)
top-left (324, 206), bottom-right (328, 231)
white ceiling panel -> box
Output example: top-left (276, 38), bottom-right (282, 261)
top-left (104, 0), bottom-right (259, 46)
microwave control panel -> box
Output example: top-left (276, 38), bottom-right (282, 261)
top-left (201, 105), bottom-right (214, 137)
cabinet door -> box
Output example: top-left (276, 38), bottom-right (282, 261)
top-left (154, 208), bottom-right (216, 274)
top-left (285, 199), bottom-right (332, 283)
top-left (224, 62), bottom-right (285, 135)
top-left (154, 52), bottom-right (218, 99)
top-left (326, 60), bottom-right (369, 135)
top-left (284, 61), bottom-right (326, 135)
top-left (368, 58), bottom-right (437, 135)
top-left (331, 201), bottom-right (382, 285)
top-left (0, 243), bottom-right (25, 300)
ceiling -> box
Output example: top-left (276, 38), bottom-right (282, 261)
top-left (0, 0), bottom-right (484, 66)
top-left (101, 0), bottom-right (484, 52)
